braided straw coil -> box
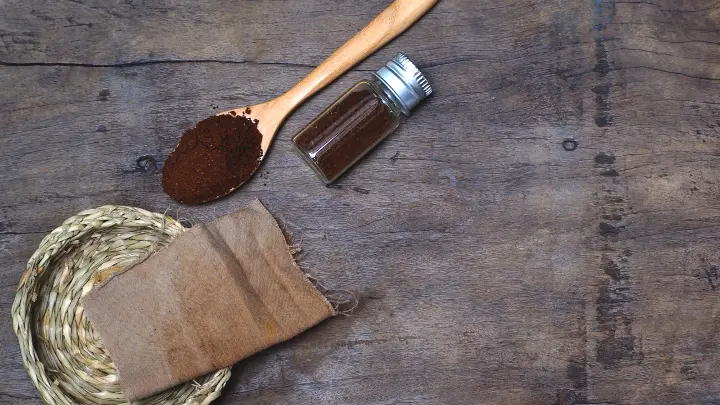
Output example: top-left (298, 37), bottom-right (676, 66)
top-left (11, 205), bottom-right (231, 405)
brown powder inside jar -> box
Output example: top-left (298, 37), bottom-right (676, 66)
top-left (162, 114), bottom-right (263, 204)
top-left (292, 83), bottom-right (397, 182)
top-left (292, 54), bottom-right (432, 184)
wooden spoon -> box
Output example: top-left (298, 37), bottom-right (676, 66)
top-left (163, 0), bottom-right (438, 204)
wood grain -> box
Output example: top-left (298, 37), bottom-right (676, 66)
top-left (1, 0), bottom-right (719, 404)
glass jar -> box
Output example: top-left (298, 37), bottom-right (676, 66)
top-left (292, 54), bottom-right (432, 183)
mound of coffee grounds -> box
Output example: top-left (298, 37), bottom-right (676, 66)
top-left (162, 114), bottom-right (263, 204)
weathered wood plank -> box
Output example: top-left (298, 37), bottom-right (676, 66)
top-left (1, 0), bottom-right (719, 404)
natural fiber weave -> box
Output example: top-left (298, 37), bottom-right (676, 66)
top-left (11, 205), bottom-right (231, 405)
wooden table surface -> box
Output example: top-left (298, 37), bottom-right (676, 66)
top-left (2, 0), bottom-right (720, 404)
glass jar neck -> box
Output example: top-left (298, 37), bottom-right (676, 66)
top-left (370, 77), bottom-right (410, 117)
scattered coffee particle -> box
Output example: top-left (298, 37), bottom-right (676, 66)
top-left (245, 107), bottom-right (252, 114)
top-left (162, 114), bottom-right (263, 204)
top-left (229, 111), bottom-right (237, 116)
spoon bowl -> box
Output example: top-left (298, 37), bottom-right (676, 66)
top-left (223, 97), bottom-right (292, 155)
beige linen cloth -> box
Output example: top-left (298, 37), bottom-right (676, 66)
top-left (82, 200), bottom-right (335, 402)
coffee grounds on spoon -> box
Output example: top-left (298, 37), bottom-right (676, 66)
top-left (162, 114), bottom-right (263, 204)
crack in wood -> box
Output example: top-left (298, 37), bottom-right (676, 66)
top-left (615, 0), bottom-right (720, 14)
top-left (0, 59), bottom-right (339, 70)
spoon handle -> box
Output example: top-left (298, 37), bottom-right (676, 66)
top-left (278, 0), bottom-right (438, 111)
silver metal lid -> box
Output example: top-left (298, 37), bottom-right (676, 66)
top-left (373, 54), bottom-right (432, 115)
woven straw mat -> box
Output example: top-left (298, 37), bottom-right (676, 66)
top-left (11, 205), bottom-right (231, 405)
